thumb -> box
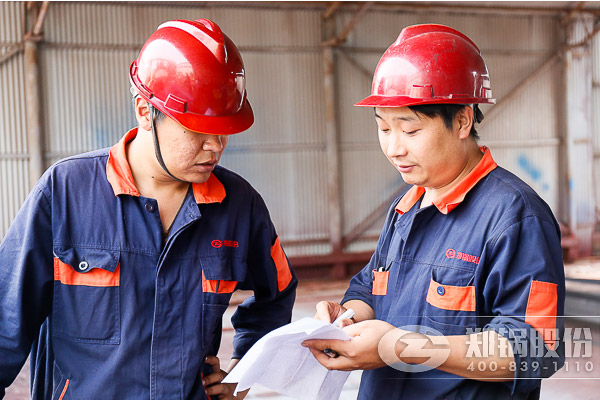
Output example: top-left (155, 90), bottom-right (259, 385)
top-left (342, 322), bottom-right (367, 337)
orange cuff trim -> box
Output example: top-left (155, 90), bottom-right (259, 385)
top-left (271, 237), bottom-right (293, 292)
top-left (201, 271), bottom-right (238, 294)
top-left (54, 258), bottom-right (120, 287)
top-left (106, 128), bottom-right (140, 197)
top-left (372, 270), bottom-right (389, 295)
top-left (525, 280), bottom-right (558, 351)
top-left (426, 278), bottom-right (476, 312)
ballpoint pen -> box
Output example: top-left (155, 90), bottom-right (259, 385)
top-left (332, 308), bottom-right (355, 326)
top-left (323, 309), bottom-right (355, 358)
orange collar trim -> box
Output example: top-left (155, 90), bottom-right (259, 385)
top-left (192, 174), bottom-right (226, 204)
top-left (106, 128), bottom-right (226, 204)
top-left (106, 128), bottom-right (140, 197)
top-left (395, 146), bottom-right (497, 215)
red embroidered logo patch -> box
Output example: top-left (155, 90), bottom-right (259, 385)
top-left (445, 248), bottom-right (480, 264)
top-left (211, 240), bottom-right (239, 248)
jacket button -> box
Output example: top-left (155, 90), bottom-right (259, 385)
top-left (437, 286), bottom-right (445, 296)
top-left (78, 261), bottom-right (89, 271)
top-left (145, 203), bottom-right (156, 213)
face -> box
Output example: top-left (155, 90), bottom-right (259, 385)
top-left (154, 114), bottom-right (229, 184)
top-left (375, 106), bottom-right (471, 190)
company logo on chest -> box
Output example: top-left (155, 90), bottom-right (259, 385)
top-left (444, 248), bottom-right (480, 265)
top-left (211, 239), bottom-right (239, 248)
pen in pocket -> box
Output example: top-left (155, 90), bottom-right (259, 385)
top-left (376, 261), bottom-right (393, 273)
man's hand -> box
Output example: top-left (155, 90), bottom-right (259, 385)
top-left (302, 320), bottom-right (396, 371)
top-left (203, 356), bottom-right (247, 399)
top-left (314, 301), bottom-right (345, 324)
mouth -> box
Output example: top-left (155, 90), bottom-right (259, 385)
top-left (394, 164), bottom-right (415, 173)
top-left (195, 160), bottom-right (218, 171)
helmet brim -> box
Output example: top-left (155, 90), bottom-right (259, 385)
top-left (355, 95), bottom-right (496, 108)
top-left (168, 98), bottom-right (254, 135)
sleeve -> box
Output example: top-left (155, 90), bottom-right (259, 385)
top-left (341, 199), bottom-right (400, 308)
top-left (0, 184), bottom-right (54, 395)
top-left (230, 191), bottom-right (297, 359)
top-left (340, 253), bottom-right (378, 309)
top-left (481, 215), bottom-right (565, 394)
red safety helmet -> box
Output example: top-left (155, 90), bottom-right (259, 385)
top-left (129, 19), bottom-right (253, 135)
top-left (356, 24), bottom-right (495, 108)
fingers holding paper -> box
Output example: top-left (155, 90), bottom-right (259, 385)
top-left (203, 356), bottom-right (247, 400)
top-left (302, 320), bottom-right (397, 371)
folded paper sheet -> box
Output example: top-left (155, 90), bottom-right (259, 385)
top-left (223, 317), bottom-right (351, 400)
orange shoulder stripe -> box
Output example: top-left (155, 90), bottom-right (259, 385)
top-left (271, 237), bottom-right (293, 292)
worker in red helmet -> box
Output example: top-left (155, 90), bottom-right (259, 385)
top-left (0, 19), bottom-right (296, 399)
top-left (303, 24), bottom-right (565, 399)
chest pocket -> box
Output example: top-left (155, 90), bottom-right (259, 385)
top-left (52, 246), bottom-right (120, 344)
top-left (200, 255), bottom-right (246, 353)
top-left (423, 267), bottom-right (476, 335)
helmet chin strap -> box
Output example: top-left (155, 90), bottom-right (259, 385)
top-left (148, 103), bottom-right (187, 183)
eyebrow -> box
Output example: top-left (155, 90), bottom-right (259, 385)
top-left (374, 110), bottom-right (416, 122)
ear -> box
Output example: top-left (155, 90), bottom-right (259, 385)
top-left (135, 97), bottom-right (152, 131)
top-left (456, 106), bottom-right (474, 140)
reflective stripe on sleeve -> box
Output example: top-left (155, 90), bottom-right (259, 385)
top-left (525, 280), bottom-right (558, 351)
top-left (271, 236), bottom-right (293, 292)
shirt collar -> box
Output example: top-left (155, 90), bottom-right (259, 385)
top-left (395, 146), bottom-right (497, 215)
top-left (106, 128), bottom-right (226, 204)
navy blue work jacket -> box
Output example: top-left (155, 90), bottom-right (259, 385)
top-left (0, 129), bottom-right (297, 399)
top-left (343, 148), bottom-right (565, 399)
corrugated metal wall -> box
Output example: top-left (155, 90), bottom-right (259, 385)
top-left (592, 32), bottom-right (600, 244)
top-left (336, 8), bottom-right (563, 248)
top-left (0, 2), bottom-right (28, 236)
top-left (564, 15), bottom-right (596, 255)
top-left (38, 2), bottom-right (331, 257)
top-left (1, 2), bottom-right (597, 257)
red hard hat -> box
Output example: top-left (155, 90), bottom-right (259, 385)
top-left (356, 24), bottom-right (495, 108)
top-left (129, 19), bottom-right (253, 135)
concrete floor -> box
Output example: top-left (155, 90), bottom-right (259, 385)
top-left (6, 261), bottom-right (600, 399)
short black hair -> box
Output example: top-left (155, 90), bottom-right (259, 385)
top-left (407, 104), bottom-right (481, 141)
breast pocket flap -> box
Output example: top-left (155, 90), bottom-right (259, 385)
top-left (53, 247), bottom-right (120, 287)
top-left (200, 256), bottom-right (246, 294)
top-left (426, 277), bottom-right (475, 312)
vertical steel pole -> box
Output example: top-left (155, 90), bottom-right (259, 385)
top-left (322, 12), bottom-right (345, 279)
top-left (24, 36), bottom-right (44, 188)
top-left (24, 2), bottom-right (47, 188)
top-left (564, 15), bottom-right (596, 256)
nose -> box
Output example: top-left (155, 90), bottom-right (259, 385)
top-left (386, 130), bottom-right (408, 158)
top-left (202, 135), bottom-right (225, 152)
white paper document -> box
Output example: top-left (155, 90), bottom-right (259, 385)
top-left (223, 317), bottom-right (351, 400)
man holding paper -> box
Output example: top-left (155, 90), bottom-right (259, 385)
top-left (303, 24), bottom-right (565, 399)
